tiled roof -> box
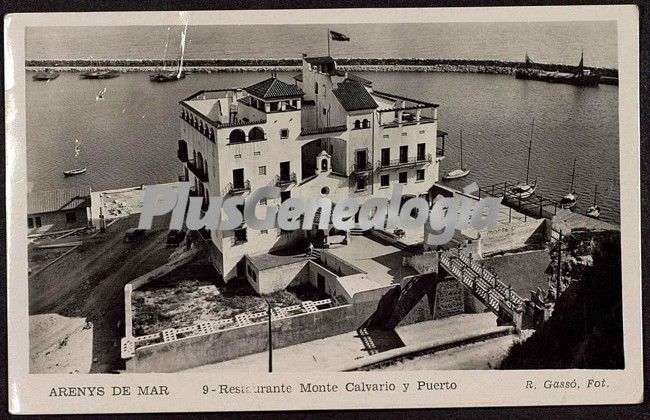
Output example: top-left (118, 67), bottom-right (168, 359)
top-left (333, 79), bottom-right (378, 111)
top-left (28, 186), bottom-right (91, 214)
top-left (244, 77), bottom-right (304, 100)
top-left (303, 56), bottom-right (336, 66)
top-left (333, 70), bottom-right (373, 86)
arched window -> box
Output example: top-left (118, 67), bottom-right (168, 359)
top-left (199, 121), bottom-right (204, 134)
top-left (194, 119), bottom-right (199, 129)
top-left (362, 119), bottom-right (370, 128)
top-left (197, 152), bottom-right (204, 171)
top-left (177, 140), bottom-right (188, 162)
top-left (249, 127), bottom-right (265, 142)
top-left (321, 158), bottom-right (329, 171)
top-left (354, 120), bottom-right (361, 129)
top-left (190, 114), bottom-right (194, 125)
top-left (209, 128), bottom-right (215, 141)
top-left (229, 129), bottom-right (246, 144)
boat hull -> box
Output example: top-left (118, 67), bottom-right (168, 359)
top-left (63, 168), bottom-right (87, 176)
top-left (79, 70), bottom-right (120, 79)
top-left (443, 169), bottom-right (470, 180)
top-left (515, 69), bottom-right (600, 87)
top-left (150, 71), bottom-right (186, 82)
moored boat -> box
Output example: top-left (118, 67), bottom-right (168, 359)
top-left (506, 118), bottom-right (537, 200)
top-left (560, 158), bottom-right (578, 209)
top-left (32, 70), bottom-right (60, 81)
top-left (586, 184), bottom-right (601, 219)
top-left (515, 50), bottom-right (600, 87)
top-left (63, 167), bottom-right (87, 176)
top-left (79, 69), bottom-right (120, 79)
top-left (443, 129), bottom-right (470, 180)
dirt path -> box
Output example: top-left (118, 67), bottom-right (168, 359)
top-left (29, 214), bottom-right (173, 373)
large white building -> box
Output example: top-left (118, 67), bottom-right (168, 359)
top-left (177, 55), bottom-right (446, 291)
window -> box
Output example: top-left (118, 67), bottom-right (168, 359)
top-left (417, 143), bottom-right (426, 161)
top-left (249, 127), bottom-right (265, 141)
top-left (383, 134), bottom-right (389, 139)
top-left (322, 107), bottom-right (327, 116)
top-left (234, 154), bottom-right (241, 159)
top-left (234, 227), bottom-right (248, 244)
top-left (28, 217), bottom-right (34, 229)
top-left (260, 198), bottom-right (267, 205)
top-left (399, 172), bottom-right (408, 184)
top-left (381, 148), bottom-right (390, 166)
top-left (66, 212), bottom-right (77, 224)
top-left (419, 130), bottom-right (425, 134)
top-left (400, 145), bottom-right (408, 163)
top-left (259, 166), bottom-right (266, 176)
top-left (229, 129), bottom-right (246, 144)
top-left (254, 151), bottom-right (261, 156)
top-left (280, 129), bottom-right (289, 139)
top-left (380, 175), bottom-right (390, 187)
top-left (356, 178), bottom-right (367, 191)
top-left (354, 120), bottom-right (361, 129)
top-left (35, 216), bottom-right (42, 228)
top-left (416, 169), bottom-right (425, 181)
top-left (362, 119), bottom-right (370, 128)
top-left (261, 229), bottom-right (268, 234)
top-left (314, 82), bottom-right (318, 94)
top-left (321, 186), bottom-right (330, 196)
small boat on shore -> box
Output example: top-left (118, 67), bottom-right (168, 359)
top-left (586, 184), bottom-right (601, 218)
top-left (443, 129), bottom-right (470, 180)
top-left (32, 70), bottom-right (60, 81)
top-left (506, 118), bottom-right (537, 199)
top-left (63, 167), bottom-right (87, 177)
top-left (560, 158), bottom-right (578, 209)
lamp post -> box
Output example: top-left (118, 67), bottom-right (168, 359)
top-left (267, 301), bottom-right (273, 373)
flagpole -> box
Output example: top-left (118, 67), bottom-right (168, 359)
top-left (327, 28), bottom-right (330, 56)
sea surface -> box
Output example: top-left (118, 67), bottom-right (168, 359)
top-left (25, 70), bottom-right (620, 224)
top-left (26, 22), bottom-right (618, 68)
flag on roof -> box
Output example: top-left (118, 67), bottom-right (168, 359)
top-left (330, 30), bottom-right (350, 42)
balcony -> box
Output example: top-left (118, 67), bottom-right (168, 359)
top-left (274, 172), bottom-right (297, 187)
top-left (187, 159), bottom-right (209, 182)
top-left (351, 161), bottom-right (373, 176)
top-left (226, 180), bottom-right (251, 195)
top-left (376, 154), bottom-right (432, 171)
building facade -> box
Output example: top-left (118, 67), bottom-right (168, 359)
top-left (27, 186), bottom-right (92, 234)
top-left (177, 55), bottom-right (445, 289)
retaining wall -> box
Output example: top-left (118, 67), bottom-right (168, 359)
top-left (126, 299), bottom-right (379, 373)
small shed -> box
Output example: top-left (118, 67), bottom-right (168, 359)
top-left (27, 186), bottom-right (92, 234)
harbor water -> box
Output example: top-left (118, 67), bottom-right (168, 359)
top-left (25, 70), bottom-right (620, 224)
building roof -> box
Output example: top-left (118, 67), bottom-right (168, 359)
top-left (247, 252), bottom-right (311, 271)
top-left (28, 186), bottom-right (91, 215)
top-left (303, 56), bottom-right (336, 66)
top-left (333, 69), bottom-right (373, 86)
top-left (333, 79), bottom-right (379, 111)
top-left (244, 77), bottom-right (304, 100)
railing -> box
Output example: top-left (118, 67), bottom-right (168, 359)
top-left (226, 180), bottom-right (251, 195)
top-left (187, 159), bottom-right (209, 182)
top-left (300, 125), bottom-right (347, 136)
top-left (274, 172), bottom-right (297, 187)
top-left (351, 161), bottom-right (373, 175)
top-left (376, 153), bottom-right (432, 171)
top-left (439, 248), bottom-right (525, 318)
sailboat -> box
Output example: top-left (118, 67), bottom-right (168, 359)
top-left (79, 56), bottom-right (120, 80)
top-left (443, 129), bottom-right (470, 180)
top-left (586, 184), bottom-right (601, 218)
top-left (560, 158), bottom-right (578, 209)
top-left (63, 140), bottom-right (86, 177)
top-left (150, 25), bottom-right (187, 82)
top-left (507, 118), bottom-right (537, 199)
top-left (32, 68), bottom-right (60, 81)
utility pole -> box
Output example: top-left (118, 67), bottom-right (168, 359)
top-left (267, 301), bottom-right (273, 373)
top-left (556, 230), bottom-right (563, 300)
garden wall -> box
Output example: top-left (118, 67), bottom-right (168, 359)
top-left (126, 299), bottom-right (379, 373)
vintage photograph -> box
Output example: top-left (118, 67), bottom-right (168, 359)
top-left (5, 6), bottom-right (642, 413)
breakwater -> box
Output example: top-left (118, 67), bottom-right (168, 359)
top-left (25, 58), bottom-right (618, 79)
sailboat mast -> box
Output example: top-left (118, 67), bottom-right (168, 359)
top-left (570, 158), bottom-right (576, 191)
top-left (593, 184), bottom-right (598, 206)
top-left (162, 27), bottom-right (171, 71)
top-left (460, 128), bottom-right (463, 170)
top-left (525, 118), bottom-right (534, 184)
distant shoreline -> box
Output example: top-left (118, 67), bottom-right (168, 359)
top-left (25, 58), bottom-right (619, 78)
